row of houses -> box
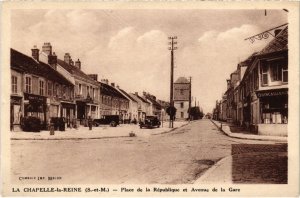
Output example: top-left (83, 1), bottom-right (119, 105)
top-left (212, 26), bottom-right (288, 136)
top-left (10, 43), bottom-right (168, 131)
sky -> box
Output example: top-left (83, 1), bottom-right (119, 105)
top-left (11, 9), bottom-right (287, 113)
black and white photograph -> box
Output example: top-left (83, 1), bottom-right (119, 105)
top-left (1, 1), bottom-right (299, 197)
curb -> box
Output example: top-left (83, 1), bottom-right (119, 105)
top-left (210, 119), bottom-right (287, 142)
top-left (11, 122), bottom-right (190, 140)
top-left (194, 155), bottom-right (232, 184)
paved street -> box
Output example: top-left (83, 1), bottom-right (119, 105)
top-left (11, 119), bottom-right (285, 184)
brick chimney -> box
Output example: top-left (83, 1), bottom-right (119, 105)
top-left (135, 92), bottom-right (138, 96)
top-left (75, 59), bottom-right (81, 70)
top-left (70, 59), bottom-right (74, 66)
top-left (42, 42), bottom-right (52, 55)
top-left (64, 53), bottom-right (71, 64)
top-left (111, 83), bottom-right (115, 87)
top-left (31, 45), bottom-right (39, 61)
top-left (116, 85), bottom-right (120, 89)
top-left (48, 52), bottom-right (57, 70)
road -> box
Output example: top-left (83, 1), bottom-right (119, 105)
top-left (11, 119), bottom-right (285, 184)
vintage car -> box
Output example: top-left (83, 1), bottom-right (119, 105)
top-left (93, 115), bottom-right (120, 127)
top-left (139, 116), bottom-right (161, 129)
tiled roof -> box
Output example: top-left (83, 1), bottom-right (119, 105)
top-left (57, 59), bottom-right (97, 85)
top-left (11, 48), bottom-right (73, 86)
top-left (144, 96), bottom-right (161, 109)
top-left (100, 82), bottom-right (128, 100)
top-left (174, 77), bottom-right (189, 84)
top-left (119, 89), bottom-right (137, 103)
top-left (129, 93), bottom-right (150, 104)
top-left (258, 27), bottom-right (288, 56)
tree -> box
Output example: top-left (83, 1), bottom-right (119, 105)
top-left (166, 106), bottom-right (177, 120)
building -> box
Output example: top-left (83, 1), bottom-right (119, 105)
top-left (98, 79), bottom-right (129, 121)
top-left (56, 52), bottom-right (100, 123)
top-left (117, 87), bottom-right (138, 122)
top-left (129, 92), bottom-right (150, 122)
top-left (241, 27), bottom-right (288, 136)
top-left (173, 77), bottom-right (191, 120)
top-left (142, 92), bottom-right (162, 118)
top-left (11, 48), bottom-right (74, 131)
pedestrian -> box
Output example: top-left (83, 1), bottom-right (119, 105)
top-left (88, 116), bottom-right (93, 130)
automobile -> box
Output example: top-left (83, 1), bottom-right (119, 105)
top-left (139, 116), bottom-right (161, 129)
top-left (93, 115), bottom-right (120, 127)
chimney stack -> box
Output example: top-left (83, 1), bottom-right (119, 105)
top-left (111, 83), bottom-right (115, 87)
top-left (64, 53), bottom-right (71, 64)
top-left (89, 74), bottom-right (98, 81)
top-left (48, 52), bottom-right (57, 70)
top-left (31, 45), bottom-right (39, 61)
top-left (135, 92), bottom-right (138, 96)
top-left (226, 79), bottom-right (231, 90)
top-left (116, 85), bottom-right (120, 89)
top-left (42, 42), bottom-right (52, 55)
top-left (75, 59), bottom-right (81, 70)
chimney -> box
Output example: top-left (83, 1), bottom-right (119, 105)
top-left (226, 79), bottom-right (231, 90)
top-left (111, 83), bottom-right (115, 87)
top-left (42, 42), bottom-right (52, 55)
top-left (70, 59), bottom-right (74, 66)
top-left (274, 29), bottom-right (282, 37)
top-left (106, 79), bottom-right (109, 84)
top-left (64, 53), bottom-right (71, 64)
top-left (116, 85), bottom-right (120, 89)
top-left (48, 52), bottom-right (57, 70)
top-left (31, 45), bottom-right (39, 61)
top-left (75, 59), bottom-right (81, 70)
top-left (135, 92), bottom-right (138, 96)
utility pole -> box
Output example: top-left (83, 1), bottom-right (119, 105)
top-left (189, 76), bottom-right (192, 121)
top-left (195, 97), bottom-right (197, 107)
top-left (168, 36), bottom-right (177, 128)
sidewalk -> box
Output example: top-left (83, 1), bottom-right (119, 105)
top-left (210, 119), bottom-right (287, 142)
top-left (11, 121), bottom-right (189, 140)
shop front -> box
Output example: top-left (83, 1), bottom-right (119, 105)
top-left (257, 88), bottom-right (288, 136)
top-left (61, 101), bottom-right (76, 127)
top-left (23, 93), bottom-right (47, 130)
top-left (10, 96), bottom-right (22, 131)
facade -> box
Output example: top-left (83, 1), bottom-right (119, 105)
top-left (215, 26), bottom-right (288, 136)
top-left (11, 48), bottom-right (74, 131)
top-left (173, 77), bottom-right (191, 120)
top-left (129, 92), bottom-right (150, 122)
top-left (98, 79), bottom-right (130, 121)
top-left (142, 92), bottom-right (162, 118)
top-left (118, 88), bottom-right (138, 122)
top-left (57, 53), bottom-right (100, 122)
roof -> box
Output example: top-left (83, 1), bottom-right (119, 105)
top-left (258, 26), bottom-right (288, 56)
top-left (129, 93), bottom-right (150, 104)
top-left (100, 82), bottom-right (128, 100)
top-left (144, 95), bottom-right (161, 109)
top-left (11, 48), bottom-right (73, 86)
top-left (119, 89), bottom-right (137, 103)
top-left (174, 77), bottom-right (189, 84)
top-left (57, 59), bottom-right (98, 85)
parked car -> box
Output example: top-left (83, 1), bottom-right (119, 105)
top-left (139, 116), bottom-right (161, 129)
top-left (93, 115), bottom-right (120, 127)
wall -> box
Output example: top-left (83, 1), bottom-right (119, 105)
top-left (258, 124), bottom-right (287, 136)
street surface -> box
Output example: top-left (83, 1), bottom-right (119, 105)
top-left (11, 119), bottom-right (286, 184)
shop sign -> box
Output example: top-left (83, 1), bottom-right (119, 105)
top-left (11, 97), bottom-right (22, 105)
top-left (24, 93), bottom-right (46, 103)
top-left (257, 90), bottom-right (288, 97)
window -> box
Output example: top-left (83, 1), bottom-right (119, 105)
top-left (282, 64), bottom-right (288, 83)
top-left (180, 102), bottom-right (184, 108)
top-left (181, 112), bottom-right (184, 118)
top-left (48, 82), bottom-right (52, 96)
top-left (87, 86), bottom-right (90, 96)
top-left (53, 83), bottom-right (57, 96)
top-left (270, 62), bottom-right (282, 81)
top-left (25, 76), bottom-right (32, 93)
top-left (39, 80), bottom-right (44, 96)
top-left (79, 84), bottom-right (82, 95)
top-left (180, 89), bottom-right (184, 95)
top-left (11, 75), bottom-right (17, 94)
top-left (261, 64), bottom-right (268, 86)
